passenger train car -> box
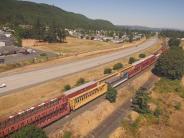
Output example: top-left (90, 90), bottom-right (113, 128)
top-left (0, 47), bottom-right (165, 137)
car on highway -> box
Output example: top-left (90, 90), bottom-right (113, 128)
top-left (0, 83), bottom-right (6, 88)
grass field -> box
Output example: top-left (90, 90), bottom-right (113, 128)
top-left (23, 37), bottom-right (146, 55)
top-left (0, 41), bottom-right (161, 118)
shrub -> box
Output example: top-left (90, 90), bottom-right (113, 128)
top-left (113, 63), bottom-right (123, 70)
top-left (63, 131), bottom-right (72, 138)
top-left (154, 107), bottom-right (162, 118)
top-left (132, 88), bottom-right (151, 114)
top-left (106, 85), bottom-right (117, 103)
top-left (174, 102), bottom-right (181, 110)
top-left (12, 125), bottom-right (47, 138)
top-left (139, 53), bottom-right (146, 58)
top-left (40, 53), bottom-right (47, 57)
top-left (104, 68), bottom-right (112, 74)
top-left (64, 84), bottom-right (71, 91)
top-left (129, 57), bottom-right (136, 64)
top-left (76, 78), bottom-right (85, 86)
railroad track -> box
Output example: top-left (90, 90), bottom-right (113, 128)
top-left (87, 74), bottom-right (159, 138)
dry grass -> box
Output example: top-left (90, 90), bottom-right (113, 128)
top-left (138, 92), bottom-right (184, 138)
top-left (23, 37), bottom-right (145, 55)
top-left (0, 42), bottom-right (161, 119)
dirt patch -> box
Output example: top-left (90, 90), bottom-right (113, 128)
top-left (22, 39), bottom-right (49, 47)
top-left (128, 111), bottom-right (140, 122)
top-left (109, 127), bottom-right (127, 138)
top-left (148, 103), bottom-right (157, 112)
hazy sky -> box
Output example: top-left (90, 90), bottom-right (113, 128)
top-left (27, 0), bottom-right (184, 30)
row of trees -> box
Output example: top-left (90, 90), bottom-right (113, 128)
top-left (14, 19), bottom-right (67, 46)
top-left (153, 38), bottom-right (184, 80)
top-left (160, 30), bottom-right (184, 38)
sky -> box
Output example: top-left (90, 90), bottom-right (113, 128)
top-left (27, 0), bottom-right (184, 30)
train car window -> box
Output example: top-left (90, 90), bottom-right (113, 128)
top-left (0, 122), bottom-right (2, 129)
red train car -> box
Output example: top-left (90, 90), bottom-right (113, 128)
top-left (0, 96), bottom-right (70, 138)
top-left (128, 55), bottom-right (156, 78)
top-left (65, 81), bottom-right (97, 99)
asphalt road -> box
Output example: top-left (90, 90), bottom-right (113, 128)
top-left (0, 38), bottom-right (158, 94)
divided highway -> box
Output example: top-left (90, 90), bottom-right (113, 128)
top-left (0, 38), bottom-right (158, 94)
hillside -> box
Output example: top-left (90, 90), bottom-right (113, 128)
top-left (0, 0), bottom-right (115, 30)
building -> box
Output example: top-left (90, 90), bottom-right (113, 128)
top-left (0, 34), bottom-right (14, 46)
top-left (0, 42), bottom-right (5, 47)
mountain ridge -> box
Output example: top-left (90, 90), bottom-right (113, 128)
top-left (0, 0), bottom-right (115, 30)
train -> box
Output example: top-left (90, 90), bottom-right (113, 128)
top-left (0, 47), bottom-right (166, 137)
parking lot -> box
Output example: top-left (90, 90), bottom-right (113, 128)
top-left (0, 46), bottom-right (57, 64)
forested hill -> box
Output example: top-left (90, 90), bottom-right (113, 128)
top-left (0, 0), bottom-right (116, 30)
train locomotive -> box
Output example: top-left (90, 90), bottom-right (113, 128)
top-left (0, 47), bottom-right (165, 137)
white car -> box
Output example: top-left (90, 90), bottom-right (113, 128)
top-left (0, 83), bottom-right (6, 88)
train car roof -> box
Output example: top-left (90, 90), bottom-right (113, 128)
top-left (132, 55), bottom-right (154, 66)
top-left (64, 81), bottom-right (97, 96)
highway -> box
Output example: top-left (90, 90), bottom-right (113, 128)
top-left (0, 38), bottom-right (158, 94)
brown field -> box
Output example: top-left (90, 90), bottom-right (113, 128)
top-left (22, 37), bottom-right (146, 55)
top-left (0, 42), bottom-right (161, 119)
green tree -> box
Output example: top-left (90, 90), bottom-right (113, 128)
top-left (129, 57), bottom-right (136, 64)
top-left (106, 85), bottom-right (117, 103)
top-left (113, 63), bottom-right (123, 70)
top-left (129, 34), bottom-right (133, 43)
top-left (76, 78), bottom-right (85, 86)
top-left (168, 38), bottom-right (181, 48)
top-left (12, 125), bottom-right (48, 138)
top-left (132, 88), bottom-right (150, 114)
top-left (33, 18), bottom-right (45, 41)
top-left (153, 48), bottom-right (184, 80)
top-left (57, 27), bottom-right (66, 43)
top-left (139, 53), bottom-right (146, 58)
top-left (13, 26), bottom-right (24, 47)
top-left (64, 84), bottom-right (71, 91)
top-left (104, 68), bottom-right (112, 74)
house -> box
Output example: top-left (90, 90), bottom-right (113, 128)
top-left (0, 34), bottom-right (14, 46)
top-left (5, 33), bottom-right (12, 38)
top-left (0, 42), bottom-right (5, 47)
